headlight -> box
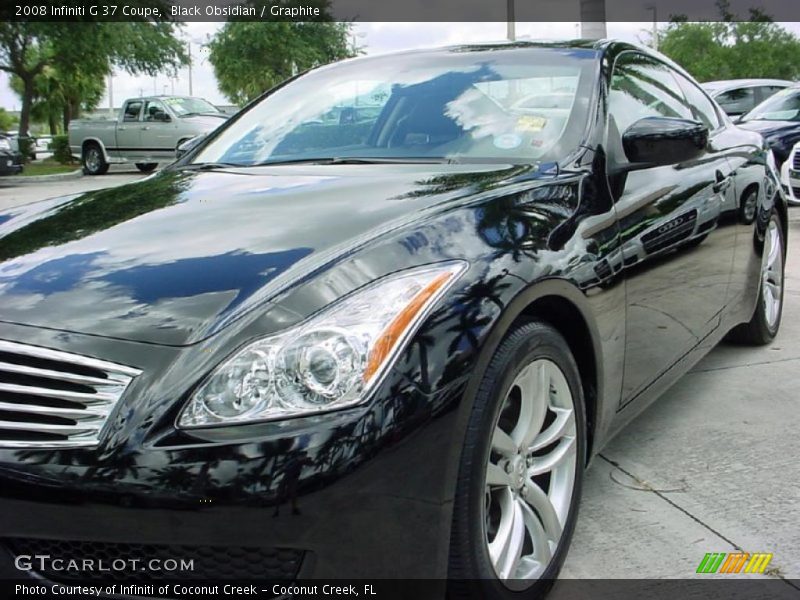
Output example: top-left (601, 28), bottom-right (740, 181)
top-left (178, 261), bottom-right (467, 427)
top-left (0, 138), bottom-right (11, 151)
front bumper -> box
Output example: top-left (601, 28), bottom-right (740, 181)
top-left (0, 151), bottom-right (23, 176)
top-left (0, 322), bottom-right (464, 584)
top-left (779, 149), bottom-right (800, 206)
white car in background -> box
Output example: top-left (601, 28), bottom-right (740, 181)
top-left (702, 78), bottom-right (793, 118)
top-left (780, 141), bottom-right (800, 206)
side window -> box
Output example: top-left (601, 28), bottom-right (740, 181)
top-left (714, 87), bottom-right (754, 116)
top-left (608, 53), bottom-right (693, 134)
top-left (674, 73), bottom-right (721, 130)
top-left (123, 101), bottom-right (142, 122)
top-left (144, 100), bottom-right (168, 122)
top-left (758, 85), bottom-right (787, 104)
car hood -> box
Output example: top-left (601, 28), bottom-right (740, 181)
top-left (0, 164), bottom-right (526, 346)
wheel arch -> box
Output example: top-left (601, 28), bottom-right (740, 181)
top-left (458, 278), bottom-right (604, 465)
top-left (81, 137), bottom-right (109, 161)
top-left (515, 293), bottom-right (599, 461)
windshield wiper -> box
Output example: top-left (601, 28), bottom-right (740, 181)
top-left (179, 111), bottom-right (222, 118)
top-left (254, 156), bottom-right (457, 166)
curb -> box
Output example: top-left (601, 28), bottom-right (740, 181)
top-left (1, 168), bottom-right (83, 185)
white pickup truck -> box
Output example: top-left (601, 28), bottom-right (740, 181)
top-left (69, 95), bottom-right (228, 175)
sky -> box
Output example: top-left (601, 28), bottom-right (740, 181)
top-left (1, 21), bottom-right (798, 112)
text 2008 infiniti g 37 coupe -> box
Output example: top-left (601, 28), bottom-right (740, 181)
top-left (0, 40), bottom-right (786, 597)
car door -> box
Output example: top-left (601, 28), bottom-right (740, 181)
top-left (140, 99), bottom-right (176, 160)
top-left (606, 52), bottom-right (737, 405)
top-left (117, 100), bottom-right (144, 159)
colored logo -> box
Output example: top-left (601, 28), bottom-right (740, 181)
top-left (696, 552), bottom-right (773, 574)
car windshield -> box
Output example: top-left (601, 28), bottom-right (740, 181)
top-left (742, 87), bottom-right (800, 122)
top-left (192, 46), bottom-right (599, 166)
top-left (165, 97), bottom-right (221, 116)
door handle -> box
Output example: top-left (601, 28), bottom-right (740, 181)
top-left (712, 171), bottom-right (731, 194)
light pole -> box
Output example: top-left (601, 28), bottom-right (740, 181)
top-left (186, 36), bottom-right (208, 96)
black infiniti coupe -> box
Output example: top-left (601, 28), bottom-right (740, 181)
top-left (0, 40), bottom-right (787, 598)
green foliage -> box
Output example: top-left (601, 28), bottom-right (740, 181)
top-left (208, 5), bottom-right (357, 104)
top-left (657, 2), bottom-right (800, 81)
top-left (0, 107), bottom-right (17, 131)
top-left (11, 63), bottom-right (106, 133)
top-left (17, 136), bottom-right (34, 161)
top-left (50, 135), bottom-right (73, 164)
top-left (0, 7), bottom-right (188, 135)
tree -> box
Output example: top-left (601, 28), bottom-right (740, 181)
top-left (0, 108), bottom-right (17, 132)
top-left (0, 13), bottom-right (187, 136)
top-left (657, 1), bottom-right (800, 82)
top-left (208, 4), bottom-right (356, 105)
top-left (11, 64), bottom-right (105, 134)
top-left (0, 23), bottom-right (51, 137)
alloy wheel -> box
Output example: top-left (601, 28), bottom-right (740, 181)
top-left (86, 148), bottom-right (100, 172)
top-left (482, 358), bottom-right (577, 588)
top-left (742, 190), bottom-right (758, 223)
top-left (762, 219), bottom-right (784, 330)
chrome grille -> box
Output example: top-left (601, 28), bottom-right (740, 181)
top-left (0, 340), bottom-right (139, 448)
top-left (793, 147), bottom-right (800, 171)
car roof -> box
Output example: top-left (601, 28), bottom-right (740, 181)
top-left (702, 79), bottom-right (794, 92)
top-left (326, 39), bottom-right (674, 73)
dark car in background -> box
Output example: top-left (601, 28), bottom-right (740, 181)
top-left (738, 84), bottom-right (800, 169)
top-left (0, 134), bottom-right (23, 175)
top-left (0, 41), bottom-right (786, 597)
top-left (702, 78), bottom-right (792, 117)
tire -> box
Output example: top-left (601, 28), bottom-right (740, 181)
top-left (739, 186), bottom-right (758, 225)
top-left (449, 321), bottom-right (586, 600)
top-left (135, 163), bottom-right (158, 173)
top-left (82, 143), bottom-right (109, 175)
top-left (727, 213), bottom-right (785, 345)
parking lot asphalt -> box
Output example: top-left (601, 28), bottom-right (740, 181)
top-left (0, 174), bottom-right (797, 585)
top-left (0, 166), bottom-right (147, 210)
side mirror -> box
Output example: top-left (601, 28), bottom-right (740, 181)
top-left (622, 117), bottom-right (708, 166)
top-left (175, 134), bottom-right (205, 159)
top-left (154, 111), bottom-right (171, 122)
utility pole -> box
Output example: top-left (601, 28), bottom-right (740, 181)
top-left (507, 0), bottom-right (515, 41)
